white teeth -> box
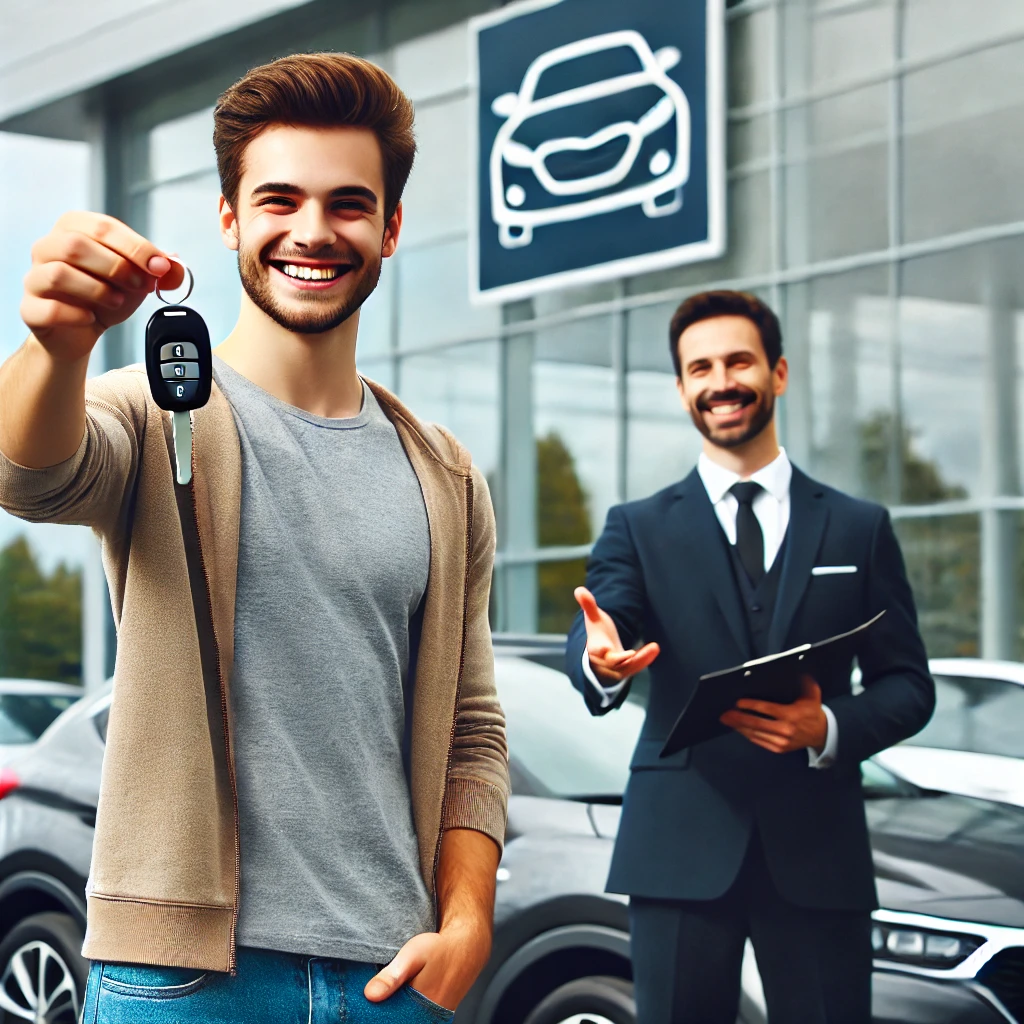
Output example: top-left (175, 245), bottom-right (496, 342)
top-left (712, 403), bottom-right (743, 415)
top-left (280, 264), bottom-right (339, 281)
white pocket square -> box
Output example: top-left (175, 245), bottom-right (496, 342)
top-left (811, 565), bottom-right (858, 575)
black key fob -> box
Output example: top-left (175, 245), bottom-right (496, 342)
top-left (144, 304), bottom-right (212, 412)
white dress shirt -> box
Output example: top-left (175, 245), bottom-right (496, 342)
top-left (583, 448), bottom-right (838, 767)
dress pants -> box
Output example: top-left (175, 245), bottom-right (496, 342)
top-left (628, 833), bottom-right (872, 1024)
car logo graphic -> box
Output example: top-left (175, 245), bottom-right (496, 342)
top-left (489, 29), bottom-right (691, 249)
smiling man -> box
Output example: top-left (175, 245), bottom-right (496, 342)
top-left (0, 54), bottom-right (508, 1024)
top-left (565, 290), bottom-right (934, 1023)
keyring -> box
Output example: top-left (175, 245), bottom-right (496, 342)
top-left (155, 256), bottom-right (195, 305)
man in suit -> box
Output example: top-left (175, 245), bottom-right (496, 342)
top-left (564, 290), bottom-right (934, 1024)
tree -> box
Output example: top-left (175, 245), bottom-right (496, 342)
top-left (536, 432), bottom-right (592, 634)
top-left (0, 536), bottom-right (82, 683)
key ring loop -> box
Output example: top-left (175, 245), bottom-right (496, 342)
top-left (155, 256), bottom-right (195, 305)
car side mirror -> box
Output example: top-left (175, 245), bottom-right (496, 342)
top-left (491, 92), bottom-right (519, 118)
top-left (654, 46), bottom-right (681, 72)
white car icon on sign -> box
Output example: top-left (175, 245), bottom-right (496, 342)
top-left (489, 30), bottom-right (691, 249)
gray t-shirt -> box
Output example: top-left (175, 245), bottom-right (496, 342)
top-left (213, 357), bottom-right (434, 963)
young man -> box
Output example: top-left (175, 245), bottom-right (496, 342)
top-left (0, 54), bottom-right (508, 1023)
top-left (565, 291), bottom-right (934, 1024)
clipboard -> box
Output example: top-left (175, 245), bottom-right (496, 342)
top-left (659, 610), bottom-right (886, 757)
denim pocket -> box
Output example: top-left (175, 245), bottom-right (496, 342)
top-left (404, 984), bottom-right (455, 1020)
top-left (100, 963), bottom-right (209, 999)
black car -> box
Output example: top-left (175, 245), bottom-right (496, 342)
top-left (1, 639), bottom-right (1023, 1023)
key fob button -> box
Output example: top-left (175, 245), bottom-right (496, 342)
top-left (160, 341), bottom-right (199, 361)
top-left (160, 362), bottom-right (200, 380)
top-left (166, 380), bottom-right (200, 402)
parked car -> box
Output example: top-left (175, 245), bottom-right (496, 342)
top-left (0, 679), bottom-right (80, 767)
top-left (2, 644), bottom-right (1023, 1024)
top-left (488, 29), bottom-right (690, 248)
top-left (873, 658), bottom-right (1024, 809)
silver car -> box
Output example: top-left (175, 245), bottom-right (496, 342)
top-left (873, 658), bottom-right (1024, 808)
top-left (0, 679), bottom-right (81, 767)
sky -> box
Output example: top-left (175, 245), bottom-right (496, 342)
top-left (0, 131), bottom-right (93, 572)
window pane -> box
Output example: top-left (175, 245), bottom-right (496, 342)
top-left (904, 0), bottom-right (1024, 63)
top-left (808, 2), bottom-right (895, 90)
top-left (626, 301), bottom-right (702, 499)
top-left (397, 238), bottom-right (500, 349)
top-left (148, 107), bottom-right (216, 185)
top-left (395, 341), bottom-right (499, 480)
top-left (534, 557), bottom-right (588, 636)
top-left (897, 241), bottom-right (1024, 503)
top-left (786, 86), bottom-right (889, 262)
top-left (894, 513), bottom-right (979, 657)
top-left (533, 317), bottom-right (615, 544)
top-left (396, 96), bottom-right (469, 248)
top-left (729, 9), bottom-right (773, 108)
top-left (728, 114), bottom-right (770, 169)
top-left (358, 259), bottom-right (394, 360)
top-left (903, 39), bottom-right (1024, 242)
top-left (130, 173), bottom-right (240, 363)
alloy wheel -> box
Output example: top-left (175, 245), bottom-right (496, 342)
top-left (0, 940), bottom-right (80, 1024)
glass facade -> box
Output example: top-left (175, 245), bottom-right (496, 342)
top-left (94, 0), bottom-right (1024, 657)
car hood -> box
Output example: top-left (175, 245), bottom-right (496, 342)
top-left (867, 794), bottom-right (1024, 926)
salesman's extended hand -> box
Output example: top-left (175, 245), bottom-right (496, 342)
top-left (574, 586), bottom-right (660, 683)
top-left (720, 675), bottom-right (828, 754)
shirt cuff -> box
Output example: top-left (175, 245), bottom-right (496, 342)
top-left (581, 648), bottom-right (629, 709)
top-left (807, 704), bottom-right (838, 769)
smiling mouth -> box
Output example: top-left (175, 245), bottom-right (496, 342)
top-left (701, 392), bottom-right (756, 419)
top-left (270, 261), bottom-right (349, 282)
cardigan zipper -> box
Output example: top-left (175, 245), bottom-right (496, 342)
top-left (188, 446), bottom-right (240, 974)
top-left (431, 474), bottom-right (475, 914)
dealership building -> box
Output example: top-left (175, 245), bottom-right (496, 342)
top-left (3, 0), bottom-right (1024, 686)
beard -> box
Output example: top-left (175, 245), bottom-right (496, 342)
top-left (690, 387), bottom-right (775, 449)
top-left (237, 240), bottom-right (382, 335)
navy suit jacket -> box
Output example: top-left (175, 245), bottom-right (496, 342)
top-left (565, 465), bottom-right (935, 911)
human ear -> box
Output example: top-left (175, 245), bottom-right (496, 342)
top-left (381, 201), bottom-right (403, 258)
top-left (773, 355), bottom-right (789, 397)
top-left (219, 196), bottom-right (240, 252)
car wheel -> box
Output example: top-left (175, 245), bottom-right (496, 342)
top-left (522, 976), bottom-right (635, 1024)
top-left (0, 912), bottom-right (87, 1024)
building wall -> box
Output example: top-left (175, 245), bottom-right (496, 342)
top-left (11, 0), bottom-right (1024, 661)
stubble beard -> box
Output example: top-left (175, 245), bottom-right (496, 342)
top-left (237, 242), bottom-right (382, 335)
top-left (690, 389), bottom-right (775, 450)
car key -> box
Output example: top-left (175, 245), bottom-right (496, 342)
top-left (143, 260), bottom-right (211, 486)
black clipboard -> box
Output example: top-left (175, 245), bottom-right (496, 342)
top-left (659, 610), bottom-right (886, 757)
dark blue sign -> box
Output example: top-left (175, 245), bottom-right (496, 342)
top-left (470, 0), bottom-right (725, 303)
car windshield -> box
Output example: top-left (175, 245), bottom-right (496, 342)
top-left (905, 674), bottom-right (1024, 758)
top-left (0, 692), bottom-right (79, 745)
top-left (532, 46), bottom-right (645, 101)
top-left (494, 655), bottom-right (643, 800)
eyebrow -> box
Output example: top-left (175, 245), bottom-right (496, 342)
top-left (250, 183), bottom-right (379, 206)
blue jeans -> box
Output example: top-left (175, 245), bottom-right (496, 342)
top-left (80, 946), bottom-right (455, 1024)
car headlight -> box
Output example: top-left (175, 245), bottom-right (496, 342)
top-left (871, 924), bottom-right (984, 967)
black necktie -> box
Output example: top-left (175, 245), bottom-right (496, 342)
top-left (730, 481), bottom-right (765, 585)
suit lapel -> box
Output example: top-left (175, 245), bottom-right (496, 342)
top-left (768, 467), bottom-right (829, 652)
top-left (666, 470), bottom-right (750, 660)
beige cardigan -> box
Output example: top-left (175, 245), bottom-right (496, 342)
top-left (0, 366), bottom-right (509, 972)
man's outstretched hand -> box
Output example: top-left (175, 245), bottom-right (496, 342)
top-left (720, 675), bottom-right (828, 754)
top-left (574, 587), bottom-right (660, 683)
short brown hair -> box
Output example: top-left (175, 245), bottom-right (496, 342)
top-left (669, 290), bottom-right (783, 376)
top-left (213, 53), bottom-right (416, 221)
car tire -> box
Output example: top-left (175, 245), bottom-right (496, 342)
top-left (523, 976), bottom-right (635, 1024)
top-left (0, 912), bottom-right (88, 1024)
